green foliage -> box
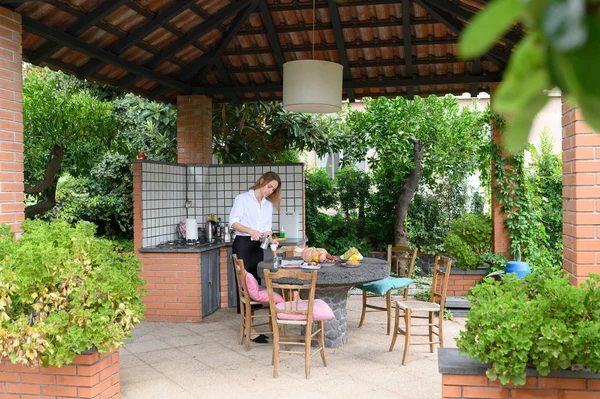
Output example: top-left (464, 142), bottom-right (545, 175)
top-left (443, 214), bottom-right (492, 270)
top-left (53, 153), bottom-right (134, 238)
top-left (456, 273), bottom-right (600, 385)
top-left (488, 114), bottom-right (562, 274)
top-left (212, 102), bottom-right (344, 164)
top-left (0, 220), bottom-right (146, 368)
top-left (460, 0), bottom-right (600, 152)
top-left (335, 166), bottom-right (370, 219)
top-left (308, 213), bottom-right (371, 256)
top-left (342, 95), bottom-right (489, 247)
top-left (23, 66), bottom-right (115, 217)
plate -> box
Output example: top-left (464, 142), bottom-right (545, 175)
top-left (300, 265), bottom-right (321, 270)
top-left (340, 262), bottom-right (360, 268)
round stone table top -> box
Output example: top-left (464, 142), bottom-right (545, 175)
top-left (257, 257), bottom-right (389, 287)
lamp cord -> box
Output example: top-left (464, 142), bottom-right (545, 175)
top-left (312, 0), bottom-right (315, 59)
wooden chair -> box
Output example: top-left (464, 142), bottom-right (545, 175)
top-left (264, 269), bottom-right (335, 379)
top-left (357, 245), bottom-right (418, 334)
top-left (389, 256), bottom-right (453, 365)
top-left (232, 254), bottom-right (273, 351)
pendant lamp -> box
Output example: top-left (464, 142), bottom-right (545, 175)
top-left (282, 0), bottom-right (343, 114)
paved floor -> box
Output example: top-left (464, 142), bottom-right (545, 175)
top-left (120, 297), bottom-right (465, 399)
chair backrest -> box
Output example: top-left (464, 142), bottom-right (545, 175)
top-left (264, 269), bottom-right (317, 324)
top-left (387, 245), bottom-right (418, 278)
top-left (430, 256), bottom-right (453, 309)
top-left (232, 254), bottom-right (251, 305)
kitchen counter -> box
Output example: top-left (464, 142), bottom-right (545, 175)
top-left (138, 238), bottom-right (308, 253)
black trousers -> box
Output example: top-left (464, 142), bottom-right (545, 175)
top-left (232, 235), bottom-right (264, 313)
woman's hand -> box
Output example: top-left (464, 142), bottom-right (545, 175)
top-left (248, 229), bottom-right (262, 241)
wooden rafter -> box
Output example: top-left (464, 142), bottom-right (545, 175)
top-left (327, 0), bottom-right (355, 102)
top-left (401, 0), bottom-right (414, 99)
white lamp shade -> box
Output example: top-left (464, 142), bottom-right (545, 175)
top-left (282, 60), bottom-right (343, 114)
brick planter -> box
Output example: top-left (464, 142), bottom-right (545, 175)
top-left (446, 266), bottom-right (487, 297)
top-left (0, 350), bottom-right (120, 398)
top-left (439, 348), bottom-right (600, 398)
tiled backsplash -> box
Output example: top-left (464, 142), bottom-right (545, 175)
top-left (141, 162), bottom-right (304, 247)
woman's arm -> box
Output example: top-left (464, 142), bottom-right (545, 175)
top-left (230, 222), bottom-right (262, 241)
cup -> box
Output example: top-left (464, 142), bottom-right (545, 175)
top-left (273, 256), bottom-right (282, 269)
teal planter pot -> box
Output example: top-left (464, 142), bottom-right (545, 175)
top-left (504, 261), bottom-right (531, 279)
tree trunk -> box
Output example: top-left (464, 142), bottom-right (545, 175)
top-left (394, 137), bottom-right (424, 246)
top-left (25, 182), bottom-right (57, 219)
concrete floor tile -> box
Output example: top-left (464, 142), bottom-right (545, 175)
top-left (121, 378), bottom-right (185, 399)
top-left (136, 347), bottom-right (192, 364)
top-left (120, 364), bottom-right (164, 385)
top-left (124, 338), bottom-right (171, 354)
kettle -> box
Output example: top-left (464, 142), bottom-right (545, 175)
top-left (205, 220), bottom-right (217, 242)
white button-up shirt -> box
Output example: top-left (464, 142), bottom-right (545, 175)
top-left (228, 190), bottom-right (273, 235)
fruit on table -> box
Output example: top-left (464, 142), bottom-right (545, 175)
top-left (342, 247), bottom-right (363, 260)
top-left (302, 247), bottom-right (330, 263)
top-left (346, 259), bottom-right (360, 266)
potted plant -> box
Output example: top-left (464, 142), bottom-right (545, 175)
top-left (455, 272), bottom-right (600, 385)
top-left (0, 220), bottom-right (146, 369)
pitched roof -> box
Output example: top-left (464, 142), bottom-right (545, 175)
top-left (7, 0), bottom-right (519, 104)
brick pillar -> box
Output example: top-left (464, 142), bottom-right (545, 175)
top-left (562, 100), bottom-right (600, 286)
top-left (491, 120), bottom-right (511, 255)
top-left (177, 95), bottom-right (212, 164)
top-left (0, 8), bottom-right (24, 232)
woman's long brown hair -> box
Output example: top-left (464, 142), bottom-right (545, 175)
top-left (250, 171), bottom-right (282, 211)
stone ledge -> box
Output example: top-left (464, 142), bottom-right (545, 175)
top-left (439, 348), bottom-right (600, 379)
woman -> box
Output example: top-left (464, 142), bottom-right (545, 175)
top-left (229, 171), bottom-right (281, 282)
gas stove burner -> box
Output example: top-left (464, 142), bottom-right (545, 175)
top-left (186, 240), bottom-right (197, 246)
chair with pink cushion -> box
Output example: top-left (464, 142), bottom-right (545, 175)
top-left (264, 268), bottom-right (335, 379)
top-left (233, 255), bottom-right (283, 351)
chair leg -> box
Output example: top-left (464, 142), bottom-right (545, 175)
top-left (439, 311), bottom-right (444, 348)
top-left (244, 306), bottom-right (252, 351)
top-left (272, 322), bottom-right (280, 378)
top-left (429, 312), bottom-right (435, 353)
top-left (358, 290), bottom-right (367, 328)
top-left (401, 308), bottom-right (411, 366)
top-left (386, 291), bottom-right (392, 335)
top-left (305, 323), bottom-right (312, 379)
top-left (389, 303), bottom-right (400, 351)
top-left (239, 312), bottom-right (244, 345)
top-left (318, 320), bottom-right (328, 367)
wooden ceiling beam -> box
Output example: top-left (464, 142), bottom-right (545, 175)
top-left (29, 0), bottom-right (129, 65)
top-left (237, 17), bottom-right (439, 36)
top-left (328, 0), bottom-right (355, 102)
top-left (259, 0), bottom-right (285, 71)
top-left (192, 73), bottom-right (502, 94)
top-left (21, 15), bottom-right (190, 93)
top-left (269, 0), bottom-right (403, 12)
top-left (401, 0), bottom-right (414, 99)
top-left (471, 57), bottom-right (481, 97)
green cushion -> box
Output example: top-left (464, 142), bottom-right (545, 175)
top-left (356, 277), bottom-right (414, 296)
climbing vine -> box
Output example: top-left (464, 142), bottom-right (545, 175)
top-left (487, 112), bottom-right (562, 274)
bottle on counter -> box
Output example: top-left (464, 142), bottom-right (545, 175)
top-left (280, 228), bottom-right (285, 239)
top-left (216, 217), bottom-right (222, 239)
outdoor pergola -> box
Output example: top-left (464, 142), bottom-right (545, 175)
top-left (0, 0), bottom-right (595, 286)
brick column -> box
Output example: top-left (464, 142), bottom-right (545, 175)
top-left (0, 8), bottom-right (24, 232)
top-left (491, 120), bottom-right (511, 255)
top-left (562, 100), bottom-right (600, 286)
top-left (177, 95), bottom-right (212, 164)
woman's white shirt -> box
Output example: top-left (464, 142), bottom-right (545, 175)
top-left (228, 190), bottom-right (273, 235)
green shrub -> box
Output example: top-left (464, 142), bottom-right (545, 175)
top-left (456, 273), bottom-right (600, 385)
top-left (443, 213), bottom-right (492, 270)
top-left (0, 220), bottom-right (146, 368)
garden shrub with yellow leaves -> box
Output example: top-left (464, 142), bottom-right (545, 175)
top-left (0, 220), bottom-right (146, 368)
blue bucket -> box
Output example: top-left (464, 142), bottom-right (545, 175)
top-left (504, 261), bottom-right (531, 279)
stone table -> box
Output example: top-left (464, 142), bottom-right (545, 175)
top-left (257, 257), bottom-right (389, 348)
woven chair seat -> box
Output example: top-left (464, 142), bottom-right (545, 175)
top-left (396, 301), bottom-right (440, 312)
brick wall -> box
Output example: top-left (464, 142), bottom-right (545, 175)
top-left (446, 269), bottom-right (486, 297)
top-left (562, 101), bottom-right (600, 286)
top-left (0, 8), bottom-right (24, 232)
top-left (133, 162), bottom-right (203, 322)
top-left (177, 95), bottom-right (212, 164)
top-left (0, 350), bottom-right (119, 398)
top-left (442, 373), bottom-right (600, 398)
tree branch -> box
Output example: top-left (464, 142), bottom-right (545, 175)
top-left (25, 182), bottom-right (57, 220)
top-left (24, 145), bottom-right (65, 195)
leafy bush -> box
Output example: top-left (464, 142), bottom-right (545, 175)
top-left (457, 273), bottom-right (600, 385)
top-left (443, 213), bottom-right (492, 270)
top-left (0, 220), bottom-right (146, 368)
top-left (307, 213), bottom-right (371, 256)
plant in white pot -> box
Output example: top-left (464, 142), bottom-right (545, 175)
top-left (0, 220), bottom-right (146, 368)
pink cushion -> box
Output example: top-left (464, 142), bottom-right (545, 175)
top-left (275, 299), bottom-right (335, 321)
top-left (245, 271), bottom-right (283, 303)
